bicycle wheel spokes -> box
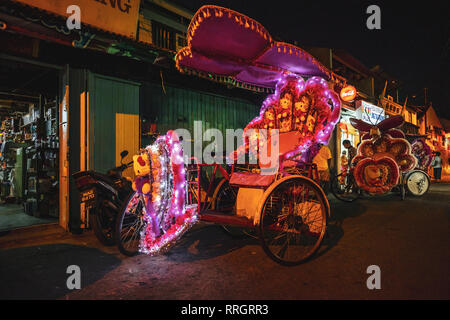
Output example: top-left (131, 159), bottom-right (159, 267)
top-left (331, 173), bottom-right (360, 202)
top-left (214, 180), bottom-right (237, 212)
top-left (260, 177), bottom-right (327, 266)
top-left (117, 192), bottom-right (146, 256)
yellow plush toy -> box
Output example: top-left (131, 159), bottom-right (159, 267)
top-left (132, 154), bottom-right (151, 195)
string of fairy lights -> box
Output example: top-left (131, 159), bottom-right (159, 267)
top-left (138, 131), bottom-right (198, 255)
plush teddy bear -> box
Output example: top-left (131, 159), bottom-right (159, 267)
top-left (277, 91), bottom-right (293, 132)
top-left (293, 94), bottom-right (310, 131)
top-left (132, 154), bottom-right (151, 196)
top-left (133, 175), bottom-right (151, 195)
top-left (263, 107), bottom-right (277, 131)
top-left (305, 113), bottom-right (317, 135)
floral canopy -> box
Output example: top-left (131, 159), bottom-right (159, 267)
top-left (176, 5), bottom-right (332, 90)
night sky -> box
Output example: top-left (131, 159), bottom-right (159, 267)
top-left (171, 0), bottom-right (450, 119)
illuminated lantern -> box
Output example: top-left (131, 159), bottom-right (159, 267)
top-left (340, 85), bottom-right (357, 102)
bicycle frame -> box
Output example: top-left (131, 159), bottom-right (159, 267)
top-left (188, 157), bottom-right (231, 213)
top-left (187, 156), bottom-right (320, 220)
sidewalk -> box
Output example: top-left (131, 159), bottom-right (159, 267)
top-left (430, 173), bottom-right (450, 183)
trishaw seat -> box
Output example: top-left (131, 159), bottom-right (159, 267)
top-left (229, 131), bottom-right (304, 188)
top-left (229, 172), bottom-right (275, 188)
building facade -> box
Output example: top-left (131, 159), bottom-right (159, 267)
top-left (418, 105), bottom-right (448, 175)
top-left (0, 0), bottom-right (263, 233)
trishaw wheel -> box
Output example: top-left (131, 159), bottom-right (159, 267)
top-left (258, 176), bottom-right (328, 266)
top-left (330, 173), bottom-right (360, 202)
top-left (211, 178), bottom-right (237, 212)
top-left (212, 178), bottom-right (250, 238)
top-left (115, 191), bottom-right (146, 256)
top-left (405, 170), bottom-right (430, 197)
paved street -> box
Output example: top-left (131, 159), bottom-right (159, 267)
top-left (1, 182), bottom-right (449, 300)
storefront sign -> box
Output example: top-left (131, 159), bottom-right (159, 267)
top-left (15, 0), bottom-right (141, 39)
top-left (340, 85), bottom-right (357, 102)
top-left (356, 100), bottom-right (385, 125)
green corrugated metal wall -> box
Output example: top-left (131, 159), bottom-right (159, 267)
top-left (141, 82), bottom-right (260, 146)
top-left (87, 75), bottom-right (260, 172)
top-left (88, 72), bottom-right (140, 173)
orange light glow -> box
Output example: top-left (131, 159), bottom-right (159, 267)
top-left (340, 85), bottom-right (357, 102)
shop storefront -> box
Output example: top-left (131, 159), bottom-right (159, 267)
top-left (336, 100), bottom-right (385, 173)
top-left (336, 107), bottom-right (359, 173)
top-left (0, 55), bottom-right (62, 232)
top-left (0, 0), bottom-right (144, 233)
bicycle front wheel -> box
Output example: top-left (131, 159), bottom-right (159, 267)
top-left (330, 173), bottom-right (360, 202)
top-left (115, 191), bottom-right (146, 256)
top-left (212, 178), bottom-right (252, 239)
top-left (258, 176), bottom-right (328, 266)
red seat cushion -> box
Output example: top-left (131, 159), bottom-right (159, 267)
top-left (229, 172), bottom-right (275, 188)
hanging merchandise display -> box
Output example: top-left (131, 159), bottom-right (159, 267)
top-left (0, 97), bottom-right (59, 218)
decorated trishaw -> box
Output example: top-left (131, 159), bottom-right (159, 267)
top-left (114, 5), bottom-right (343, 265)
top-left (331, 115), bottom-right (432, 202)
top-left (408, 138), bottom-right (432, 195)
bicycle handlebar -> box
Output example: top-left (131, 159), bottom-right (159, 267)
top-left (111, 161), bottom-right (134, 174)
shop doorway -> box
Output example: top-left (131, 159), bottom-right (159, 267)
top-left (0, 57), bottom-right (60, 232)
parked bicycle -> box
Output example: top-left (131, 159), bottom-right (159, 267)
top-left (330, 168), bottom-right (361, 202)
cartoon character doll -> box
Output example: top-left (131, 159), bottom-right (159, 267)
top-left (150, 152), bottom-right (161, 200)
top-left (262, 107), bottom-right (277, 132)
top-left (277, 90), bottom-right (293, 132)
top-left (132, 150), bottom-right (165, 237)
top-left (246, 128), bottom-right (260, 161)
top-left (305, 112), bottom-right (317, 136)
top-left (132, 153), bottom-right (152, 198)
top-left (293, 94), bottom-right (311, 131)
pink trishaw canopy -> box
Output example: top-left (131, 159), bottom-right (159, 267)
top-left (176, 5), bottom-right (331, 89)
